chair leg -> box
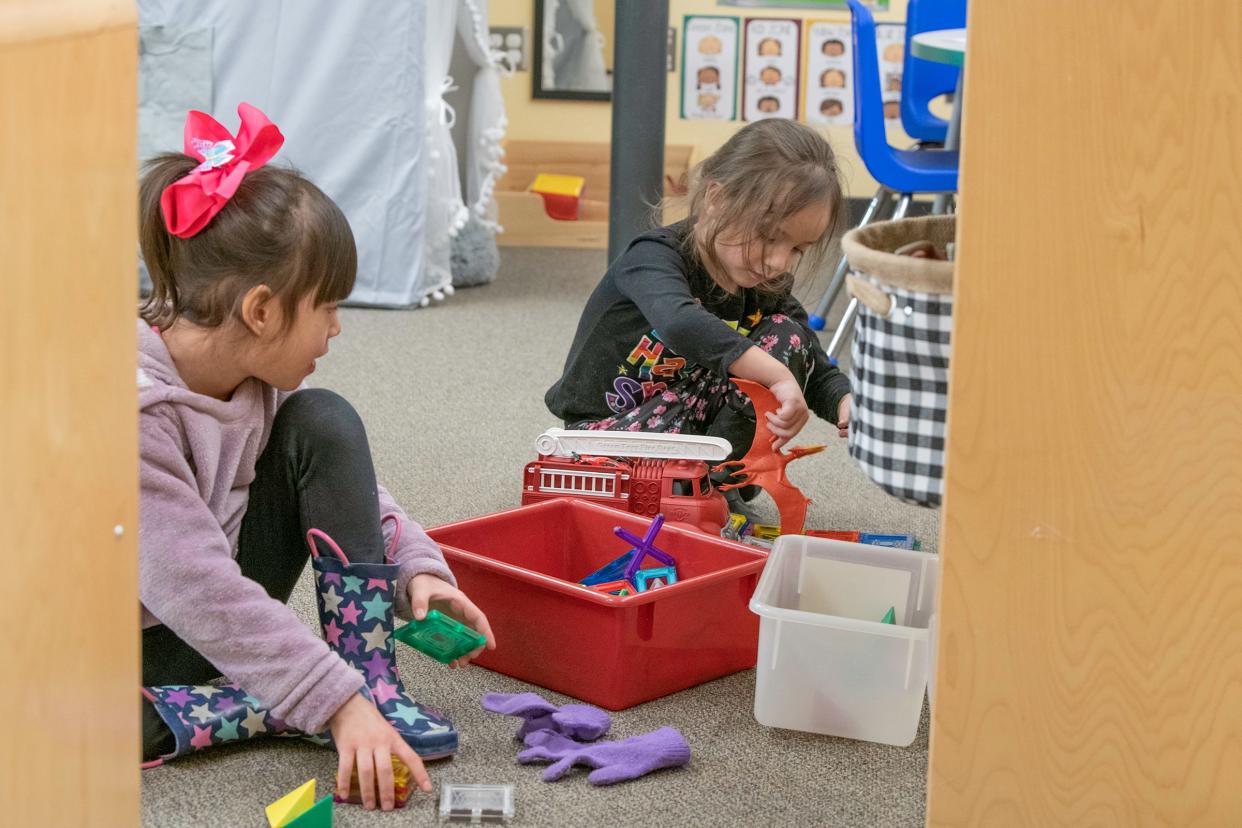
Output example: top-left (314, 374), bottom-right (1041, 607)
top-left (933, 72), bottom-right (965, 215)
top-left (826, 298), bottom-right (858, 359)
top-left (827, 193), bottom-right (914, 360)
top-left (808, 186), bottom-right (894, 330)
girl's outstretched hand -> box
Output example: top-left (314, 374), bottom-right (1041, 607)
top-left (766, 378), bottom-right (810, 450)
top-left (328, 693), bottom-right (431, 810)
top-left (406, 574), bottom-right (497, 668)
top-left (836, 393), bottom-right (852, 439)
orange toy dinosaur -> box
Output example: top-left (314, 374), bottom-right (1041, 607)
top-left (711, 378), bottom-right (825, 535)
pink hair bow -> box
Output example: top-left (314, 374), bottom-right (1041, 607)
top-left (160, 102), bottom-right (285, 238)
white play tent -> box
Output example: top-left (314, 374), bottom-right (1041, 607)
top-left (137, 0), bottom-right (506, 306)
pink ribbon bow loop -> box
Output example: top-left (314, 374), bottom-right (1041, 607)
top-left (160, 102), bottom-right (286, 238)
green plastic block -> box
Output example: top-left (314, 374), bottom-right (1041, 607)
top-left (394, 609), bottom-right (487, 664)
top-left (881, 607), bottom-right (896, 625)
top-left (284, 795), bottom-right (332, 828)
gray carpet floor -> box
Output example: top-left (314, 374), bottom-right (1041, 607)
top-left (141, 246), bottom-right (939, 827)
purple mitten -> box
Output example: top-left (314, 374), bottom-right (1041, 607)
top-left (481, 692), bottom-right (611, 741)
top-left (518, 727), bottom-right (691, 785)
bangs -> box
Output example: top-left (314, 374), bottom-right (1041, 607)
top-left (720, 163), bottom-right (838, 250)
top-left (311, 219), bottom-right (357, 306)
top-left (298, 181), bottom-right (358, 307)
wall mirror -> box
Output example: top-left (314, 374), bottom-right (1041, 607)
top-left (533, 0), bottom-right (614, 100)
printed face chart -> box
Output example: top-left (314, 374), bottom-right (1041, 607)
top-left (803, 20), bottom-right (853, 126)
top-left (876, 23), bottom-right (905, 122)
top-left (742, 18), bottom-right (801, 121)
top-left (681, 16), bottom-right (739, 120)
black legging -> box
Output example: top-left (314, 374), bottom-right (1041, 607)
top-left (142, 388), bottom-right (386, 759)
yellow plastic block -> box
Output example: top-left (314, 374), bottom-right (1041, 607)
top-left (266, 779), bottom-right (317, 828)
top-left (529, 173), bottom-right (585, 197)
top-left (750, 523), bottom-right (782, 541)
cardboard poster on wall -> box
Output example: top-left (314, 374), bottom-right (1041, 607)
top-left (801, 20), bottom-right (852, 126)
top-left (741, 18), bottom-right (801, 121)
top-left (680, 15), bottom-right (740, 120)
top-left (876, 23), bottom-right (905, 121)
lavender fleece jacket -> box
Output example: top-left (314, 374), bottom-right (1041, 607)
top-left (137, 320), bottom-right (456, 733)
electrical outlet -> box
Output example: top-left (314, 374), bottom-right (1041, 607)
top-left (489, 26), bottom-right (527, 72)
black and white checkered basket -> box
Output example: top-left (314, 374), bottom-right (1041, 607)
top-left (842, 215), bottom-right (955, 508)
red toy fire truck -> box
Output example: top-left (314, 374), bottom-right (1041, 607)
top-left (521, 429), bottom-right (731, 535)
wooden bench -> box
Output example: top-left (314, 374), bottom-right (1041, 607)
top-left (496, 140), bottom-right (697, 248)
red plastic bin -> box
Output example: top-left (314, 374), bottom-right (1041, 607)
top-left (427, 498), bottom-right (766, 710)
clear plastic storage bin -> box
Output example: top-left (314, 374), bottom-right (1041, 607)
top-left (749, 534), bottom-right (940, 746)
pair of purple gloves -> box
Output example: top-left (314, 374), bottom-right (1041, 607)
top-left (480, 692), bottom-right (690, 786)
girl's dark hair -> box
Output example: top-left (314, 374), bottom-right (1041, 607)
top-left (670, 118), bottom-right (844, 296)
top-left (138, 154), bottom-right (356, 332)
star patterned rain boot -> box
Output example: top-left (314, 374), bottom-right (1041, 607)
top-left (141, 682), bottom-right (306, 768)
top-left (308, 518), bottom-right (458, 759)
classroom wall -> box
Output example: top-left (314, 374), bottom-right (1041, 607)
top-left (489, 0), bottom-right (912, 198)
top-left (594, 0), bottom-right (614, 72)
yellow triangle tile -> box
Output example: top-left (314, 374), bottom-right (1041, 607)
top-left (266, 779), bottom-right (316, 828)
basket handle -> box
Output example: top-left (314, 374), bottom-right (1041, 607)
top-left (846, 274), bottom-right (895, 316)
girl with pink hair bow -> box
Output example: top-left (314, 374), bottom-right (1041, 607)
top-left (136, 103), bottom-right (495, 812)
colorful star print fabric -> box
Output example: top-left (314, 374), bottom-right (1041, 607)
top-left (144, 543), bottom-right (458, 765)
top-left (143, 681), bottom-right (302, 761)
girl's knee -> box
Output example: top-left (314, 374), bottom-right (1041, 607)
top-left (750, 313), bottom-right (803, 339)
top-left (273, 389), bottom-right (367, 449)
top-left (749, 314), bottom-right (809, 361)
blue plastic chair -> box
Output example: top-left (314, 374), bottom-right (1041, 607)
top-left (808, 0), bottom-right (960, 353)
top-left (900, 0), bottom-right (966, 144)
top-left (847, 0), bottom-right (958, 195)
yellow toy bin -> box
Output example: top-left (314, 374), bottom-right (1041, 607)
top-left (529, 173), bottom-right (586, 221)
